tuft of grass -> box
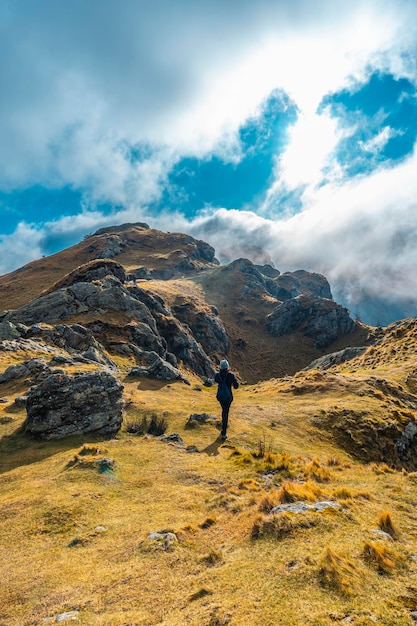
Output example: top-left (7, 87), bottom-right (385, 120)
top-left (277, 480), bottom-right (324, 504)
top-left (333, 487), bottom-right (354, 501)
top-left (251, 511), bottom-right (316, 540)
top-left (258, 492), bottom-right (279, 513)
top-left (377, 510), bottom-right (399, 540)
top-left (370, 462), bottom-right (395, 474)
top-left (201, 550), bottom-right (224, 566)
top-left (305, 457), bottom-right (334, 483)
top-left (318, 547), bottom-right (363, 595)
top-left (362, 540), bottom-right (406, 574)
top-left (238, 478), bottom-right (259, 491)
top-left (124, 412), bottom-right (167, 436)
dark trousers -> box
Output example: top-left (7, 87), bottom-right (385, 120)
top-left (220, 400), bottom-right (232, 436)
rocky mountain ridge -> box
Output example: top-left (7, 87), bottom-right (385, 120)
top-left (0, 223), bottom-right (367, 384)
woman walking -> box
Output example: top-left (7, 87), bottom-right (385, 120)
top-left (215, 359), bottom-right (239, 440)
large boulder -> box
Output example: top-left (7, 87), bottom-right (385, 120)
top-left (24, 371), bottom-right (124, 439)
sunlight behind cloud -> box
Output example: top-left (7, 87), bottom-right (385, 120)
top-left (278, 112), bottom-right (339, 188)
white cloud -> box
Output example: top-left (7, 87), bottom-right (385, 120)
top-left (2, 0), bottom-right (417, 325)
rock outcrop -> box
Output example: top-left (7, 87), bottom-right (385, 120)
top-left (304, 347), bottom-right (367, 370)
top-left (129, 352), bottom-right (189, 384)
top-left (24, 371), bottom-right (124, 439)
top-left (268, 295), bottom-right (356, 348)
top-left (171, 300), bottom-right (228, 355)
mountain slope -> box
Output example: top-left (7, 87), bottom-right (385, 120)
top-left (1, 224), bottom-right (417, 624)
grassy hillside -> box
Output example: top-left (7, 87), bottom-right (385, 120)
top-left (1, 342), bottom-right (417, 625)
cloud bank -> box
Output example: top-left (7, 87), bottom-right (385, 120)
top-left (1, 0), bottom-right (417, 324)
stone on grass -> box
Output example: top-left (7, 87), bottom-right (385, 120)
top-left (24, 371), bottom-right (124, 439)
top-left (270, 501), bottom-right (342, 515)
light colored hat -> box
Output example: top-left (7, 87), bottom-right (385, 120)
top-left (220, 359), bottom-right (229, 370)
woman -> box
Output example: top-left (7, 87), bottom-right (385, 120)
top-left (214, 359), bottom-right (239, 440)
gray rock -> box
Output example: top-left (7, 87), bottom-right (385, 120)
top-left (187, 413), bottom-right (218, 425)
top-left (24, 371), bottom-right (124, 439)
top-left (54, 610), bottom-right (79, 623)
top-left (14, 396), bottom-right (28, 407)
top-left (270, 501), bottom-right (342, 514)
top-left (0, 321), bottom-right (22, 340)
top-left (304, 347), bottom-right (367, 370)
top-left (159, 433), bottom-right (184, 444)
top-left (5, 278), bottom-right (156, 328)
top-left (171, 301), bottom-right (229, 355)
top-left (396, 420), bottom-right (417, 459)
top-left (147, 531), bottom-right (178, 550)
top-left (80, 346), bottom-right (118, 370)
top-left (0, 358), bottom-right (57, 384)
top-left (370, 529), bottom-right (394, 541)
top-left (268, 295), bottom-right (356, 348)
top-left (129, 354), bottom-right (189, 383)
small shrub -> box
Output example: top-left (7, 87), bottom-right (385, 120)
top-left (252, 436), bottom-right (273, 459)
top-left (355, 490), bottom-right (373, 500)
top-left (318, 547), bottom-right (362, 595)
top-left (124, 412), bottom-right (167, 436)
top-left (377, 510), bottom-right (399, 540)
top-left (78, 445), bottom-right (103, 456)
top-left (362, 540), bottom-right (405, 574)
top-left (148, 413), bottom-right (168, 436)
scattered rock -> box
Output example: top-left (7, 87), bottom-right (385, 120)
top-left (0, 358), bottom-right (61, 384)
top-left (187, 413), bottom-right (218, 427)
top-left (159, 433), bottom-right (184, 444)
top-left (0, 416), bottom-right (14, 424)
top-left (396, 421), bottom-right (417, 460)
top-left (186, 445), bottom-right (199, 453)
top-left (304, 347), bottom-right (367, 370)
top-left (14, 395), bottom-right (28, 407)
top-left (270, 501), bottom-right (342, 514)
top-left (43, 610), bottom-right (79, 623)
top-left (147, 531), bottom-right (178, 550)
top-left (0, 397), bottom-right (8, 403)
top-left (128, 354), bottom-right (189, 383)
top-left (370, 529), bottom-right (394, 541)
top-left (24, 371), bottom-right (124, 439)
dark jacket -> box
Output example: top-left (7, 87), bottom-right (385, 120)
top-left (214, 370), bottom-right (239, 401)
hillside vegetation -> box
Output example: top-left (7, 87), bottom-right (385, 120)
top-left (1, 224), bottom-right (417, 625)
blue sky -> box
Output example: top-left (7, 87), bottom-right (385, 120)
top-left (1, 0), bottom-right (417, 324)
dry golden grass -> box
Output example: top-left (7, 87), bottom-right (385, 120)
top-left (318, 547), bottom-right (363, 595)
top-left (362, 540), bottom-right (406, 574)
top-left (2, 295), bottom-right (417, 623)
top-left (377, 510), bottom-right (400, 539)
